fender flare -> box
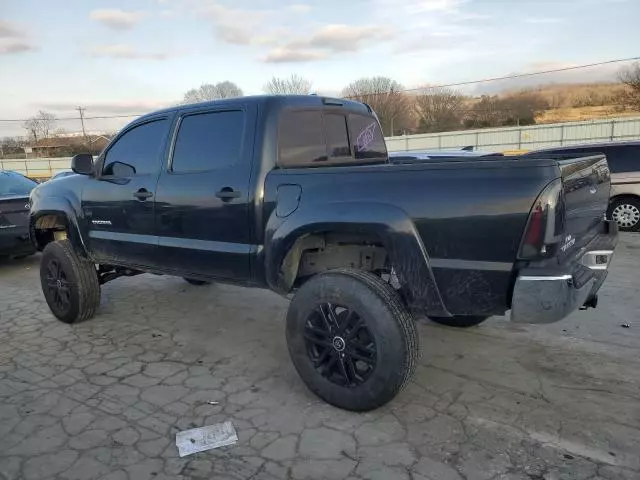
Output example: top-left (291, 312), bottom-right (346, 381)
top-left (265, 201), bottom-right (451, 317)
top-left (30, 196), bottom-right (88, 256)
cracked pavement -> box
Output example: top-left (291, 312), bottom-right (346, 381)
top-left (1, 234), bottom-right (639, 480)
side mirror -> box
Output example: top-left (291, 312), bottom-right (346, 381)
top-left (71, 153), bottom-right (94, 175)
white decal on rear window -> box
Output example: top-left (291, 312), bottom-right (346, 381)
top-left (355, 122), bottom-right (377, 152)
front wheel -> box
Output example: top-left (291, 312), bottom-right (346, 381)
top-left (429, 315), bottom-right (489, 328)
top-left (286, 268), bottom-right (419, 412)
top-left (608, 197), bottom-right (640, 232)
top-left (40, 240), bottom-right (101, 324)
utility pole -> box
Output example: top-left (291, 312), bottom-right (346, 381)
top-left (76, 106), bottom-right (87, 144)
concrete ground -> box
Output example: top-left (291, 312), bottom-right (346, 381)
top-left (1, 234), bottom-right (639, 480)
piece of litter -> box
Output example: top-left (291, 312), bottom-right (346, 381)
top-left (621, 323), bottom-right (631, 328)
top-left (176, 421), bottom-right (238, 457)
top-left (207, 401), bottom-right (219, 405)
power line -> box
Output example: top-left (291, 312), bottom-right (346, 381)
top-left (0, 113), bottom-right (144, 123)
top-left (345, 56), bottom-right (640, 96)
top-left (0, 55), bottom-right (638, 124)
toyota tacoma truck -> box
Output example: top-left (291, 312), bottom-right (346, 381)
top-left (29, 95), bottom-right (618, 411)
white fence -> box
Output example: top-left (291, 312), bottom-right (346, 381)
top-left (0, 157), bottom-right (76, 179)
top-left (385, 116), bottom-right (640, 152)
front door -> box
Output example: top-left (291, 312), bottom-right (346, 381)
top-left (82, 116), bottom-right (172, 267)
top-left (153, 105), bottom-right (255, 280)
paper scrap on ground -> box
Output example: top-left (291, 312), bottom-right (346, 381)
top-left (176, 421), bottom-right (238, 457)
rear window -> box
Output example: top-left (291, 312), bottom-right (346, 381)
top-left (278, 110), bottom-right (387, 168)
top-left (0, 171), bottom-right (37, 197)
top-left (349, 114), bottom-right (387, 160)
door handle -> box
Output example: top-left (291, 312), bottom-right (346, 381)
top-left (133, 189), bottom-right (153, 200)
top-left (216, 187), bottom-right (241, 201)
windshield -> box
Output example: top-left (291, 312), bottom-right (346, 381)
top-left (0, 171), bottom-right (38, 197)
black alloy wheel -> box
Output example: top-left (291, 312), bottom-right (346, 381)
top-left (286, 268), bottom-right (419, 411)
top-left (304, 302), bottom-right (376, 387)
top-left (45, 258), bottom-right (71, 316)
top-left (40, 239), bottom-right (101, 324)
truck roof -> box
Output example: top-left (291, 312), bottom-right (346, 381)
top-left (137, 95), bottom-right (372, 122)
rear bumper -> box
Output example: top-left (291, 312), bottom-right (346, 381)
top-left (0, 226), bottom-right (34, 256)
top-left (510, 220), bottom-right (618, 324)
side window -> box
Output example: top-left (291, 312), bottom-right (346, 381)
top-left (605, 146), bottom-right (639, 174)
top-left (171, 110), bottom-right (244, 173)
top-left (279, 111), bottom-right (327, 167)
top-left (349, 114), bottom-right (387, 160)
top-left (103, 119), bottom-right (168, 176)
top-left (324, 113), bottom-right (350, 158)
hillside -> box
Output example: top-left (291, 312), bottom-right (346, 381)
top-left (510, 82), bottom-right (640, 124)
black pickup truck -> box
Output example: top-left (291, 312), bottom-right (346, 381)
top-left (29, 95), bottom-right (617, 411)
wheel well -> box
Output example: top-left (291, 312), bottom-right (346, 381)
top-left (610, 194), bottom-right (640, 205)
top-left (282, 232), bottom-right (389, 290)
top-left (33, 214), bottom-right (69, 250)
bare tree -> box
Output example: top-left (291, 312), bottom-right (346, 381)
top-left (23, 118), bottom-right (40, 143)
top-left (182, 81), bottom-right (244, 104)
top-left (341, 77), bottom-right (409, 136)
top-left (22, 110), bottom-right (56, 143)
top-left (414, 87), bottom-right (464, 133)
top-left (618, 61), bottom-right (640, 108)
top-left (263, 74), bottom-right (312, 95)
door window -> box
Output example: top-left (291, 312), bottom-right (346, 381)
top-left (278, 110), bottom-right (327, 166)
top-left (103, 119), bottom-right (169, 176)
top-left (603, 146), bottom-right (640, 173)
top-left (171, 110), bottom-right (245, 172)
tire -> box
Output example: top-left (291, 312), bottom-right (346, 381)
top-left (183, 278), bottom-right (211, 286)
top-left (608, 196), bottom-right (640, 232)
top-left (429, 315), bottom-right (489, 328)
top-left (40, 240), bottom-right (101, 324)
top-left (286, 268), bottom-right (419, 411)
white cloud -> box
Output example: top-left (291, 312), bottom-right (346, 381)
top-left (199, 3), bottom-right (271, 45)
top-left (89, 9), bottom-right (144, 31)
top-left (89, 44), bottom-right (170, 60)
top-left (525, 17), bottom-right (562, 24)
top-left (263, 47), bottom-right (326, 63)
top-left (0, 40), bottom-right (35, 54)
top-left (300, 24), bottom-right (393, 52)
top-left (0, 20), bottom-right (36, 54)
top-left (263, 23), bottom-right (392, 62)
top-left (0, 20), bottom-right (21, 38)
top-left (288, 4), bottom-right (311, 14)
top-left (407, 0), bottom-right (466, 12)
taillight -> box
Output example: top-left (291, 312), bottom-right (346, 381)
top-left (518, 179), bottom-right (565, 259)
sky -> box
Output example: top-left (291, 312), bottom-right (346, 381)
top-left (1, 0), bottom-right (639, 137)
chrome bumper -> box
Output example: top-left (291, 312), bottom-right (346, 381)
top-left (511, 226), bottom-right (617, 324)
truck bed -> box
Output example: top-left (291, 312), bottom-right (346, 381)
top-left (262, 154), bottom-right (610, 317)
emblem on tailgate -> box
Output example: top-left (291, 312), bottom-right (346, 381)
top-left (560, 235), bottom-right (576, 253)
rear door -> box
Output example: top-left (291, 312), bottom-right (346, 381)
top-left (82, 116), bottom-right (172, 267)
top-left (153, 104), bottom-right (256, 280)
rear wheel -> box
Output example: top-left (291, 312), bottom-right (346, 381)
top-left (429, 315), bottom-right (489, 328)
top-left (286, 268), bottom-right (419, 411)
top-left (608, 197), bottom-right (640, 232)
top-left (183, 278), bottom-right (211, 286)
top-left (40, 240), bottom-right (100, 324)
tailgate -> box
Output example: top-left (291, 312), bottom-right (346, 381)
top-left (0, 195), bottom-right (31, 230)
top-left (558, 154), bottom-right (610, 244)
